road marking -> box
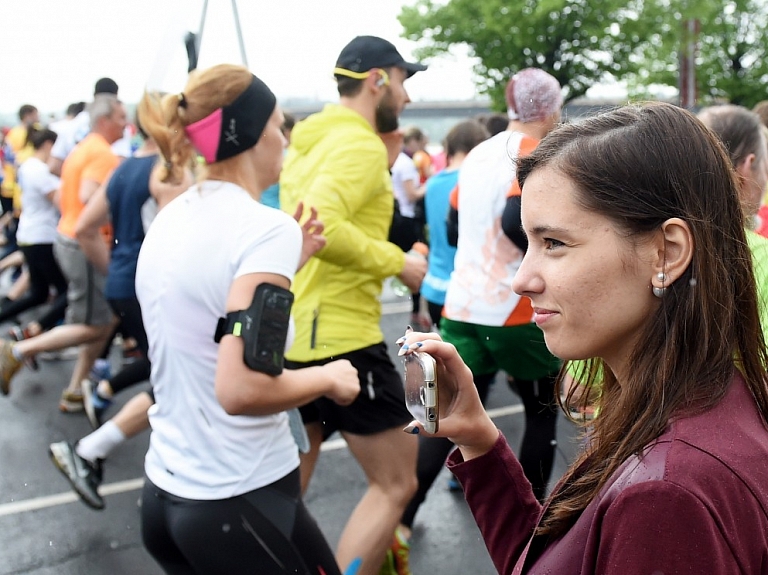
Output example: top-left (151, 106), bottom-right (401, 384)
top-left (0, 478), bottom-right (146, 517)
top-left (381, 300), bottom-right (412, 315)
top-left (0, 405), bottom-right (524, 517)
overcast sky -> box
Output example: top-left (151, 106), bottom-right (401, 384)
top-left (4, 0), bottom-right (482, 118)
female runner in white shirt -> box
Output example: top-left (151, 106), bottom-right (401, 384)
top-left (136, 64), bottom-right (360, 575)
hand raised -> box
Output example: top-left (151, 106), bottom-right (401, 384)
top-left (292, 202), bottom-right (326, 270)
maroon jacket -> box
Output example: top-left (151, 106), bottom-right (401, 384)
top-left (448, 372), bottom-right (768, 574)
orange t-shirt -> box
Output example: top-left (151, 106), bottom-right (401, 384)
top-left (57, 133), bottom-right (119, 239)
top-left (413, 149), bottom-right (433, 185)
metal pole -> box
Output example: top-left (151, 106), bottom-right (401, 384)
top-left (678, 18), bottom-right (699, 109)
top-left (231, 0), bottom-right (249, 67)
top-left (197, 0), bottom-right (209, 55)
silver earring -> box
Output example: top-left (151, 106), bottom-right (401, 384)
top-left (653, 272), bottom-right (667, 298)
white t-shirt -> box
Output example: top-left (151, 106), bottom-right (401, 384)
top-left (136, 180), bottom-right (302, 500)
top-left (50, 111), bottom-right (132, 160)
top-left (391, 152), bottom-right (420, 218)
top-left (16, 157), bottom-right (61, 245)
top-left (443, 131), bottom-right (530, 326)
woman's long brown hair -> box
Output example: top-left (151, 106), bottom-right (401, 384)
top-left (516, 102), bottom-right (768, 538)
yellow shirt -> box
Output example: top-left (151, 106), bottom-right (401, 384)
top-left (280, 104), bottom-right (405, 360)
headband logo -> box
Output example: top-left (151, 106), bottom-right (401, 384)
top-left (224, 118), bottom-right (239, 146)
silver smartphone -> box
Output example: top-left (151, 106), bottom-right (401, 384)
top-left (403, 351), bottom-right (439, 434)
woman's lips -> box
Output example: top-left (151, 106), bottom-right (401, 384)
top-left (532, 308), bottom-right (557, 326)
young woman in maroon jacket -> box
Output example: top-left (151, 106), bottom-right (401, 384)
top-left (399, 101), bottom-right (768, 575)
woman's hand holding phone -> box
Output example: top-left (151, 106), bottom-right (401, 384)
top-left (397, 330), bottom-right (500, 461)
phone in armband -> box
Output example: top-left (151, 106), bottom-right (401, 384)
top-left (214, 283), bottom-right (294, 375)
top-left (403, 351), bottom-right (439, 434)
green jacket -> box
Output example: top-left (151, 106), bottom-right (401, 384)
top-left (280, 104), bottom-right (405, 361)
top-left (747, 229), bottom-right (768, 343)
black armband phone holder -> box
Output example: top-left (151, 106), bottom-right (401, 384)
top-left (214, 283), bottom-right (294, 376)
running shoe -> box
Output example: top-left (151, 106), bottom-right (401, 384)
top-left (379, 527), bottom-right (412, 575)
top-left (0, 339), bottom-right (22, 396)
top-left (447, 474), bottom-right (463, 492)
top-left (48, 441), bottom-right (104, 510)
top-left (58, 388), bottom-right (84, 412)
top-left (8, 325), bottom-right (31, 341)
top-left (7, 328), bottom-right (39, 371)
top-left (81, 379), bottom-right (111, 430)
top-left (23, 355), bottom-right (39, 371)
top-left (89, 358), bottom-right (112, 383)
top-left (378, 550), bottom-right (397, 575)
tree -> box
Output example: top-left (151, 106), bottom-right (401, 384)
top-left (631, 0), bottom-right (768, 107)
top-left (399, 0), bottom-right (768, 110)
top-left (398, 0), bottom-right (656, 109)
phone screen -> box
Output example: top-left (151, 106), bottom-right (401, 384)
top-left (403, 351), bottom-right (439, 433)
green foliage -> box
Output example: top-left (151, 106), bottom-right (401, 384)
top-left (635, 0), bottom-right (768, 107)
top-left (398, 0), bottom-right (652, 108)
top-left (399, 0), bottom-right (768, 109)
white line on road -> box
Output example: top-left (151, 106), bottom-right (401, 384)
top-left (381, 300), bottom-right (412, 315)
top-left (0, 405), bottom-right (524, 517)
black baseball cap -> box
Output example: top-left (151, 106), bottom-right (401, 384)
top-left (335, 36), bottom-right (427, 78)
top-left (94, 77), bottom-right (119, 95)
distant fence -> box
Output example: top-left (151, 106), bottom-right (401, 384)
top-left (284, 98), bottom-right (626, 148)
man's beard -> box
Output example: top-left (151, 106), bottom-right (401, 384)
top-left (375, 91), bottom-right (399, 133)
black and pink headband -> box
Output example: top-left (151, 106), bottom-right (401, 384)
top-left (184, 74), bottom-right (276, 164)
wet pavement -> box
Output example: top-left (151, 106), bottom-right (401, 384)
top-left (0, 284), bottom-right (581, 574)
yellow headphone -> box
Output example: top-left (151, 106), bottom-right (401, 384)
top-left (333, 67), bottom-right (390, 87)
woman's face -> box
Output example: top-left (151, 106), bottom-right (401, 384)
top-left (252, 105), bottom-right (287, 190)
top-left (512, 168), bottom-right (660, 380)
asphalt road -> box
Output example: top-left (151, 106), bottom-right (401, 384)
top-left (0, 285), bottom-right (581, 574)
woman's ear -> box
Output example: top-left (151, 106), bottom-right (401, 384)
top-left (652, 217), bottom-right (694, 285)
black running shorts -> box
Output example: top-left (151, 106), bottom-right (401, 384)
top-left (287, 342), bottom-right (412, 438)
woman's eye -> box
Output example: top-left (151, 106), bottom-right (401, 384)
top-left (543, 238), bottom-right (565, 250)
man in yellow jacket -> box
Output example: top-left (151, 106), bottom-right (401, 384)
top-left (280, 36), bottom-right (427, 575)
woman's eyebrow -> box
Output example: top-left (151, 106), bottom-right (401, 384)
top-left (528, 224), bottom-right (571, 236)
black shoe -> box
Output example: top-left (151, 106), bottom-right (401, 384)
top-left (48, 441), bottom-right (104, 510)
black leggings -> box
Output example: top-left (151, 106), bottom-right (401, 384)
top-left (401, 371), bottom-right (558, 527)
top-left (0, 243), bottom-right (67, 329)
top-left (141, 469), bottom-right (341, 575)
top-left (509, 373), bottom-right (559, 501)
top-left (401, 372), bottom-right (495, 528)
top-left (106, 297), bottom-right (151, 394)
top-left (425, 300), bottom-right (443, 328)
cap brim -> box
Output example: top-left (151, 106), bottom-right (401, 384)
top-left (401, 61), bottom-right (428, 78)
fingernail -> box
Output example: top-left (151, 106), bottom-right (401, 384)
top-left (395, 336), bottom-right (406, 345)
top-left (414, 342), bottom-right (423, 349)
top-left (405, 325), bottom-right (413, 333)
top-left (397, 344), bottom-right (409, 356)
top-left (403, 425), bottom-right (419, 434)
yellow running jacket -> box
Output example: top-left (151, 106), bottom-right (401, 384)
top-left (280, 104), bottom-right (405, 361)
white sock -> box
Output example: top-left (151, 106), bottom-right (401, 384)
top-left (75, 421), bottom-right (126, 463)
